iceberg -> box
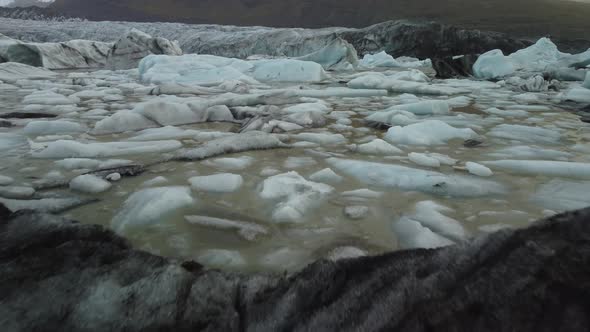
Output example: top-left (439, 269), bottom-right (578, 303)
top-left (32, 140), bottom-right (182, 159)
top-left (473, 49), bottom-right (515, 79)
top-left (189, 173), bottom-right (244, 193)
top-left (384, 120), bottom-right (477, 146)
top-left (328, 158), bottom-right (505, 197)
top-left (483, 160), bottom-right (590, 179)
top-left (139, 53), bottom-right (328, 85)
top-left (259, 171), bottom-right (334, 223)
top-left (69, 174), bottom-right (112, 194)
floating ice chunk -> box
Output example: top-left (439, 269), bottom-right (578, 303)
top-left (390, 100), bottom-right (450, 115)
top-left (359, 51), bottom-right (401, 68)
top-left (197, 249), bottom-right (246, 268)
top-left (0, 175), bottom-right (14, 186)
top-left (487, 124), bottom-right (561, 144)
top-left (562, 87), bottom-right (590, 103)
top-left (178, 131), bottom-right (287, 161)
top-left (385, 120), bottom-right (477, 145)
top-left (111, 186), bottom-right (194, 232)
top-left (344, 205), bottom-right (369, 220)
top-left (0, 186), bottom-right (35, 199)
top-left (513, 93), bottom-right (543, 103)
top-left (283, 102), bottom-right (331, 114)
top-left (365, 109), bottom-right (418, 126)
top-left (189, 173), bottom-right (243, 193)
top-left (328, 158), bottom-right (505, 197)
top-left (260, 167), bottom-right (280, 176)
top-left (309, 168), bottom-right (343, 184)
top-left (341, 188), bottom-right (383, 199)
top-left (465, 162), bottom-right (493, 177)
top-left (354, 139), bottom-right (403, 155)
top-left (408, 152), bottom-right (441, 168)
top-left (203, 156), bottom-right (254, 170)
top-left (141, 176), bottom-right (168, 187)
top-left (33, 140), bottom-right (182, 159)
top-left (139, 54), bottom-right (256, 86)
top-left (134, 100), bottom-right (203, 126)
top-left (54, 158), bottom-right (129, 171)
top-left (327, 247), bottom-right (367, 261)
top-left (393, 218), bottom-right (454, 249)
top-left (0, 62), bottom-right (57, 83)
top-left (389, 69), bottom-right (430, 82)
top-left (293, 132), bottom-right (346, 145)
top-left (23, 120), bottom-right (85, 136)
top-left (508, 37), bottom-right (567, 72)
top-left (583, 72), bottom-right (590, 89)
top-left (348, 74), bottom-right (466, 95)
top-left (259, 247), bottom-right (309, 271)
top-left (0, 133), bottom-right (28, 157)
top-left (283, 111), bottom-right (326, 127)
top-left (483, 160), bottom-right (590, 179)
top-left (473, 49), bottom-right (515, 79)
top-left (185, 215), bottom-right (268, 241)
top-left (260, 171), bottom-right (334, 223)
top-left (284, 156), bottom-right (317, 169)
top-left (69, 174), bottom-right (112, 194)
top-left (92, 110), bottom-right (156, 135)
top-left (0, 196), bottom-right (94, 213)
top-left (410, 201), bottom-right (465, 240)
top-left (482, 107), bottom-right (529, 118)
top-left (128, 126), bottom-right (200, 141)
top-left (106, 173), bottom-right (121, 182)
top-left (531, 179), bottom-right (590, 211)
top-left (23, 91), bottom-right (78, 105)
top-left (55, 158), bottom-right (101, 170)
top-left (251, 59), bottom-right (327, 82)
top-left (206, 105), bottom-right (234, 122)
top-left (35, 135), bottom-right (75, 142)
top-left (478, 224), bottom-right (513, 233)
top-left (291, 87), bottom-right (388, 98)
top-left (487, 146), bottom-right (572, 160)
top-left (429, 153), bottom-right (458, 166)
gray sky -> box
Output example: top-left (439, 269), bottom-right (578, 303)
top-left (1, 0), bottom-right (590, 6)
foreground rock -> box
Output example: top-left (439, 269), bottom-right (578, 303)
top-left (1, 205), bottom-right (589, 331)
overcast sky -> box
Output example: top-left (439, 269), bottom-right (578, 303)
top-left (2, 0), bottom-right (590, 5)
